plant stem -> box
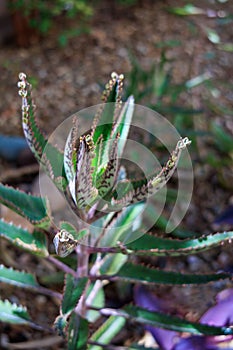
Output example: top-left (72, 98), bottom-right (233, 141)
top-left (47, 255), bottom-right (77, 278)
top-left (75, 242), bottom-right (90, 317)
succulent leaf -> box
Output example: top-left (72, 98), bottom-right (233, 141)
top-left (126, 231), bottom-right (233, 256)
top-left (111, 137), bottom-right (191, 207)
top-left (0, 219), bottom-right (48, 257)
top-left (102, 262), bottom-right (231, 285)
top-left (0, 265), bottom-right (38, 288)
top-left (62, 274), bottom-right (88, 316)
top-left (0, 183), bottom-right (50, 228)
top-left (68, 313), bottom-right (89, 350)
top-left (18, 73), bottom-right (68, 191)
top-left (121, 305), bottom-right (233, 336)
top-left (89, 316), bottom-right (125, 350)
top-left (74, 135), bottom-right (98, 209)
top-left (91, 72), bottom-right (124, 144)
top-left (95, 134), bottom-right (119, 198)
top-left (0, 299), bottom-right (31, 325)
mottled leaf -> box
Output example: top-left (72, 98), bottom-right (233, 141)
top-left (0, 299), bottom-right (30, 325)
top-left (0, 265), bottom-right (38, 288)
top-left (126, 231), bottom-right (233, 256)
top-left (18, 73), bottom-right (67, 191)
top-left (108, 262), bottom-right (231, 285)
top-left (0, 183), bottom-right (50, 228)
top-left (0, 219), bottom-right (48, 257)
top-left (74, 135), bottom-right (98, 209)
top-left (62, 274), bottom-right (88, 316)
top-left (111, 138), bottom-right (191, 207)
top-left (122, 305), bottom-right (233, 336)
top-left (89, 316), bottom-right (125, 350)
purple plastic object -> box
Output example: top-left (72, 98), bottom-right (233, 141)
top-left (134, 286), bottom-right (233, 350)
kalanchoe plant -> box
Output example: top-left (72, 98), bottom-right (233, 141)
top-left (0, 73), bottom-right (232, 349)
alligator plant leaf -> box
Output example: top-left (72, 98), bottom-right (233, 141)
top-left (0, 299), bottom-right (31, 325)
top-left (0, 264), bottom-right (38, 288)
top-left (18, 73), bottom-right (67, 191)
top-left (110, 137), bottom-right (191, 208)
top-left (61, 274), bottom-right (88, 316)
top-left (101, 262), bottom-right (232, 285)
top-left (126, 231), bottom-right (233, 256)
top-left (68, 313), bottom-right (89, 350)
top-left (54, 275), bottom-right (88, 337)
top-left (89, 315), bottom-right (126, 350)
top-left (0, 183), bottom-right (50, 228)
top-left (0, 219), bottom-right (48, 257)
top-left (117, 305), bottom-right (233, 336)
top-left (91, 72), bottom-right (124, 144)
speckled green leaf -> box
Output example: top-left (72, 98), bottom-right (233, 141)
top-left (0, 183), bottom-right (50, 228)
top-left (18, 73), bottom-right (67, 191)
top-left (0, 265), bottom-right (38, 288)
top-left (0, 219), bottom-right (48, 257)
top-left (0, 299), bottom-right (31, 325)
top-left (122, 305), bottom-right (233, 336)
top-left (110, 262), bottom-right (231, 285)
top-left (126, 231), bottom-right (233, 256)
top-left (62, 275), bottom-right (88, 316)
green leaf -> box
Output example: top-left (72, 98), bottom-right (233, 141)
top-left (122, 305), bottom-right (233, 336)
top-left (206, 28), bottom-right (220, 44)
top-left (99, 202), bottom-right (145, 247)
top-left (92, 73), bottom-right (124, 144)
top-left (111, 137), bottom-right (191, 208)
top-left (0, 265), bottom-right (38, 288)
top-left (0, 299), bottom-right (31, 325)
top-left (211, 122), bottom-right (233, 153)
top-left (100, 253), bottom-right (128, 275)
top-left (218, 42), bottom-right (233, 52)
top-left (89, 316), bottom-right (125, 350)
top-left (0, 219), bottom-right (48, 257)
top-left (68, 313), bottom-right (88, 350)
top-left (41, 141), bottom-right (68, 191)
top-left (185, 72), bottom-right (211, 89)
top-left (0, 183), bottom-right (50, 228)
top-left (128, 346), bottom-right (159, 350)
top-left (126, 231), bottom-right (233, 256)
top-left (168, 4), bottom-right (204, 16)
top-left (19, 75), bottom-right (47, 161)
top-left (86, 282), bottom-right (105, 323)
top-left (111, 95), bottom-right (135, 159)
top-left (62, 275), bottom-right (88, 316)
top-left (18, 74), bottom-right (68, 191)
top-left (110, 262), bottom-right (231, 285)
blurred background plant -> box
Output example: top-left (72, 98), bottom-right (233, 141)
top-left (8, 0), bottom-right (93, 46)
